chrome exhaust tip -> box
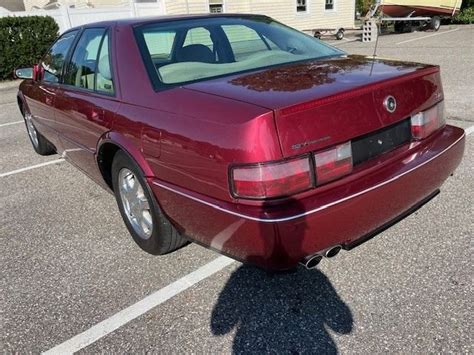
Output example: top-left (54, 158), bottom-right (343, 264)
top-left (300, 254), bottom-right (323, 270)
top-left (324, 245), bottom-right (342, 258)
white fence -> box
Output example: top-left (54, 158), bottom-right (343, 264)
top-left (0, 2), bottom-right (166, 33)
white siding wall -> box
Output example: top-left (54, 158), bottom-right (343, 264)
top-left (249, 0), bottom-right (355, 30)
top-left (225, 0), bottom-right (251, 13)
top-left (164, 0), bottom-right (355, 30)
top-left (164, 0), bottom-right (208, 15)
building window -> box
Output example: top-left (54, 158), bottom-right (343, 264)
top-left (209, 0), bottom-right (223, 13)
top-left (325, 0), bottom-right (334, 10)
top-left (296, 0), bottom-right (307, 12)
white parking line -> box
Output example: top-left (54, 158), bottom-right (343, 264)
top-left (396, 28), bottom-right (459, 45)
top-left (0, 159), bottom-right (64, 178)
top-left (0, 120), bottom-right (22, 127)
top-left (43, 255), bottom-right (235, 355)
top-left (466, 125), bottom-right (474, 136)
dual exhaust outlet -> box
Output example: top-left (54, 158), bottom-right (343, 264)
top-left (300, 245), bottom-right (342, 270)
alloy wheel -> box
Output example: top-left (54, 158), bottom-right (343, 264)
top-left (118, 168), bottom-right (153, 240)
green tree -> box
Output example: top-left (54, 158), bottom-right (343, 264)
top-left (0, 16), bottom-right (59, 81)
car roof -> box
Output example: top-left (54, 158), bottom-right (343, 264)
top-left (66, 13), bottom-right (268, 32)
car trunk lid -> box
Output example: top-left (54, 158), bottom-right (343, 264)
top-left (185, 55), bottom-right (443, 157)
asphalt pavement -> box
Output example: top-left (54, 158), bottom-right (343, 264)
top-left (1, 26), bottom-right (473, 353)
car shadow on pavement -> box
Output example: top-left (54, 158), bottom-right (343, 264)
top-left (210, 266), bottom-right (353, 354)
top-left (211, 199), bottom-right (353, 354)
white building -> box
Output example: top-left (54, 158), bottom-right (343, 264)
top-left (166, 0), bottom-right (356, 31)
top-left (1, 0), bottom-right (356, 33)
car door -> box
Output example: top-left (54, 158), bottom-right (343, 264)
top-left (54, 28), bottom-right (120, 179)
top-left (24, 30), bottom-right (79, 150)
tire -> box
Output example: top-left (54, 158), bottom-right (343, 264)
top-left (430, 16), bottom-right (441, 31)
top-left (21, 103), bottom-right (55, 155)
top-left (335, 29), bottom-right (344, 40)
top-left (111, 150), bottom-right (188, 255)
top-left (394, 22), bottom-right (404, 33)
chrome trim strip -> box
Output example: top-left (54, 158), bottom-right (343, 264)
top-left (152, 133), bottom-right (465, 223)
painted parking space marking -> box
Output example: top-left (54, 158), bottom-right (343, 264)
top-left (0, 159), bottom-right (64, 178)
top-left (465, 125), bottom-right (474, 136)
top-left (396, 28), bottom-right (459, 45)
top-left (43, 256), bottom-right (235, 355)
top-left (0, 120), bottom-right (23, 128)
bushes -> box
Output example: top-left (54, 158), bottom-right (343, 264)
top-left (0, 16), bottom-right (59, 81)
top-left (452, 6), bottom-right (474, 24)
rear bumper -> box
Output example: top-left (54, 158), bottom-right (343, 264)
top-left (150, 125), bottom-right (465, 270)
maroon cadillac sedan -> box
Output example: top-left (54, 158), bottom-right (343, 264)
top-left (16, 14), bottom-right (465, 270)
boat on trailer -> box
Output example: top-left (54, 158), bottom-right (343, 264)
top-left (379, 0), bottom-right (462, 17)
top-left (367, 0), bottom-right (463, 32)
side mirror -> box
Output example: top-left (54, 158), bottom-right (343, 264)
top-left (14, 67), bottom-right (34, 80)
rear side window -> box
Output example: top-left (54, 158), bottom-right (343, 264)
top-left (63, 28), bottom-right (114, 94)
top-left (95, 33), bottom-right (114, 94)
top-left (41, 30), bottom-right (78, 83)
top-left (64, 28), bottom-right (105, 90)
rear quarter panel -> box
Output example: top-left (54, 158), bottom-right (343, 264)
top-left (114, 24), bottom-right (282, 202)
top-left (115, 88), bottom-right (280, 202)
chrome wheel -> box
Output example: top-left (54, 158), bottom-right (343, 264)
top-left (25, 112), bottom-right (39, 148)
top-left (118, 168), bottom-right (153, 240)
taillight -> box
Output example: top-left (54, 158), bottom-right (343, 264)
top-left (411, 101), bottom-right (445, 139)
top-left (314, 141), bottom-right (353, 185)
top-left (231, 156), bottom-right (313, 199)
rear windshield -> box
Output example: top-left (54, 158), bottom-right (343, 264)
top-left (134, 15), bottom-right (345, 89)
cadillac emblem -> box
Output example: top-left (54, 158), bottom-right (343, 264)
top-left (384, 96), bottom-right (397, 113)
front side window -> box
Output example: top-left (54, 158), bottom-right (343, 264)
top-left (325, 0), bottom-right (334, 10)
top-left (136, 16), bottom-right (344, 87)
top-left (64, 28), bottom-right (105, 90)
top-left (297, 0), bottom-right (307, 12)
top-left (41, 30), bottom-right (78, 83)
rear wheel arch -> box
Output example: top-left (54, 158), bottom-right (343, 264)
top-left (96, 132), bottom-right (155, 191)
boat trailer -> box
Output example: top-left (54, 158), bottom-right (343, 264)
top-left (304, 28), bottom-right (346, 40)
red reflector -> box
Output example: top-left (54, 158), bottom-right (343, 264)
top-left (411, 101), bottom-right (445, 139)
top-left (232, 157), bottom-right (312, 199)
top-left (314, 142), bottom-right (353, 185)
